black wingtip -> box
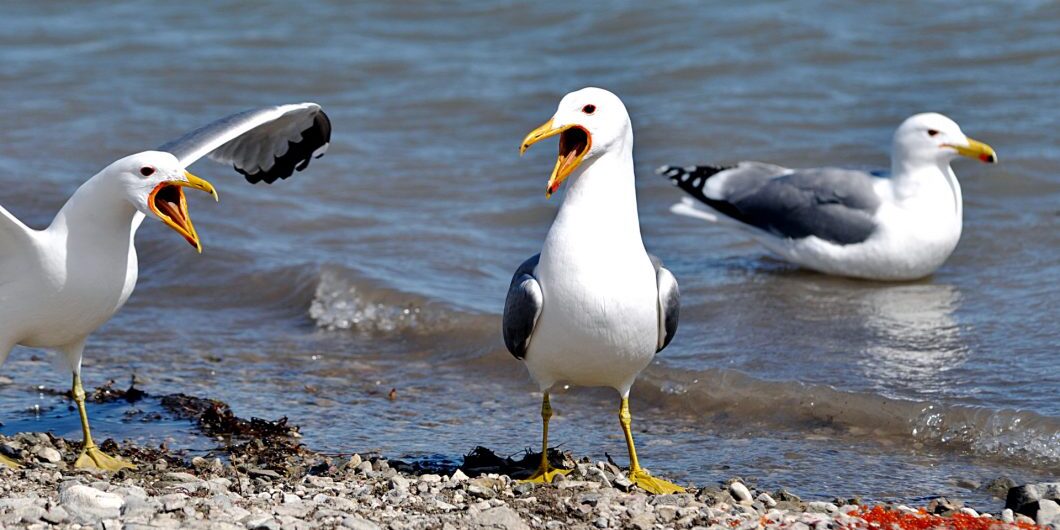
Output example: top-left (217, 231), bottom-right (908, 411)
top-left (241, 110), bottom-right (332, 185)
top-left (659, 164), bottom-right (748, 221)
top-left (658, 165), bottom-right (732, 196)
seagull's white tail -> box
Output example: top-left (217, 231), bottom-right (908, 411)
top-left (670, 197), bottom-right (719, 223)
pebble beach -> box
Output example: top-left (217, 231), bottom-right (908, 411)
top-left (1, 389), bottom-right (1057, 530)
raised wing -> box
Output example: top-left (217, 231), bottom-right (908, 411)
top-left (158, 103), bottom-right (331, 184)
top-left (661, 163), bottom-right (881, 245)
top-left (0, 204), bottom-right (35, 281)
top-left (502, 254), bottom-right (542, 360)
top-left (649, 254), bottom-right (679, 353)
top-left (0, 204), bottom-right (32, 253)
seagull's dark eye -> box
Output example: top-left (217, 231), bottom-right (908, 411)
top-left (582, 104), bottom-right (596, 115)
top-left (927, 129), bottom-right (940, 137)
top-left (139, 166), bottom-right (155, 177)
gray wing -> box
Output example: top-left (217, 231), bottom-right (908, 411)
top-left (648, 254), bottom-right (679, 353)
top-left (502, 254), bottom-right (542, 360)
top-left (660, 162), bottom-right (882, 245)
top-left (158, 103), bottom-right (331, 184)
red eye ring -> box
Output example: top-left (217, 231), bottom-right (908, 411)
top-left (140, 166), bottom-right (155, 177)
top-left (582, 104), bottom-right (596, 115)
top-left (927, 129), bottom-right (939, 137)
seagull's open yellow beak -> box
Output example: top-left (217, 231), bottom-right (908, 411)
top-left (148, 171), bottom-right (218, 253)
top-left (520, 118), bottom-right (592, 198)
top-left (945, 137), bottom-right (998, 164)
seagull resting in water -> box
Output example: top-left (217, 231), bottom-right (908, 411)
top-left (503, 88), bottom-right (683, 494)
top-left (0, 103), bottom-right (331, 470)
top-left (660, 113), bottom-right (997, 281)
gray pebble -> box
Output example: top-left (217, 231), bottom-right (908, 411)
top-left (342, 517), bottom-right (382, 530)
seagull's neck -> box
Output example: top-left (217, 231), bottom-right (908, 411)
top-left (49, 172), bottom-right (144, 245)
top-left (889, 157), bottom-right (963, 218)
top-left (546, 147), bottom-right (644, 253)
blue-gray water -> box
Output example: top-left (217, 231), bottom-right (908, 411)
top-left (0, 1), bottom-right (1057, 508)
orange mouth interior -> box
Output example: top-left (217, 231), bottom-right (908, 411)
top-left (549, 126), bottom-right (591, 196)
top-left (148, 182), bottom-right (199, 250)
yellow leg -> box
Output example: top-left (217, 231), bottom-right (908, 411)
top-left (71, 373), bottom-right (134, 471)
top-left (0, 452), bottom-right (19, 469)
top-left (522, 392), bottom-right (570, 483)
top-left (619, 397), bottom-right (684, 495)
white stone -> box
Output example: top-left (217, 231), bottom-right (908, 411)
top-left (729, 482), bottom-right (753, 504)
top-left (34, 447), bottom-right (61, 463)
top-left (389, 475), bottom-right (410, 491)
top-left (59, 485), bottom-right (124, 523)
top-left (1038, 499), bottom-right (1060, 526)
top-left (807, 501), bottom-right (839, 513)
top-left (1002, 508), bottom-right (1015, 523)
top-left (756, 493), bottom-right (777, 507)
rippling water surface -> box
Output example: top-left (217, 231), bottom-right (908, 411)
top-left (1, 1), bottom-right (1057, 508)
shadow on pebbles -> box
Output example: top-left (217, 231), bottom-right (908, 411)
top-left (0, 383), bottom-right (1056, 530)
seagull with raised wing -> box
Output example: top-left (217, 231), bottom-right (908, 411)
top-left (0, 103), bottom-right (330, 470)
top-left (660, 113), bottom-right (997, 281)
top-left (503, 87), bottom-right (683, 494)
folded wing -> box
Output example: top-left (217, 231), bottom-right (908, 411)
top-left (661, 163), bottom-right (882, 245)
top-left (649, 254), bottom-right (679, 353)
top-left (502, 254), bottom-right (543, 360)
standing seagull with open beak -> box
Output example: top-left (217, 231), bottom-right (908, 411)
top-left (0, 103), bottom-right (330, 470)
top-left (503, 88), bottom-right (683, 494)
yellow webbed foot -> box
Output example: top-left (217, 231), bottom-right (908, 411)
top-left (629, 468), bottom-right (685, 495)
top-left (0, 453), bottom-right (21, 469)
top-left (75, 446), bottom-right (135, 472)
top-left (522, 465), bottom-right (572, 484)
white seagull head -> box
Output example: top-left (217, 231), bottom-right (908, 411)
top-left (520, 87), bottom-right (632, 198)
top-left (892, 113), bottom-right (997, 170)
top-left (104, 151), bottom-right (219, 252)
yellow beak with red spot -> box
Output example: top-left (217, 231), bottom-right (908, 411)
top-left (147, 171), bottom-right (218, 253)
top-left (945, 137), bottom-right (998, 164)
top-left (521, 118), bottom-right (592, 198)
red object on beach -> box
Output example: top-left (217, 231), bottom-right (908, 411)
top-left (847, 506), bottom-right (1041, 530)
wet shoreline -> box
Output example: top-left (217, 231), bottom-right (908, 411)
top-left (1, 386), bottom-right (1057, 529)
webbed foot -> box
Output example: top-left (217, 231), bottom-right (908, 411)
top-left (522, 465), bottom-right (571, 484)
top-left (75, 446), bottom-right (135, 471)
top-left (0, 453), bottom-right (20, 469)
top-left (629, 468), bottom-right (685, 495)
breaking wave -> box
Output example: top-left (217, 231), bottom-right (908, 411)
top-left (636, 367), bottom-right (1060, 472)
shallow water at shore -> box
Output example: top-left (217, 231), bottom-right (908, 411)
top-left (1, 0), bottom-right (1058, 507)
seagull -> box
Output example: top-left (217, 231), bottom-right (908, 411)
top-left (660, 113), bottom-right (997, 281)
top-left (503, 87), bottom-right (683, 494)
top-left (0, 103), bottom-right (331, 470)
